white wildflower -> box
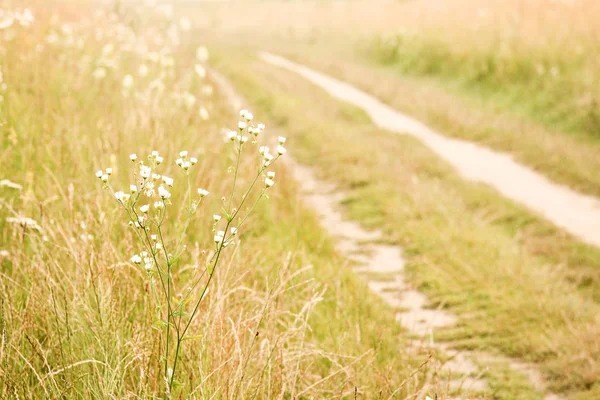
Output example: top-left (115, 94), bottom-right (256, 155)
top-left (130, 153), bottom-right (137, 161)
top-left (195, 64), bottom-right (206, 79)
top-left (162, 176), bottom-right (174, 187)
top-left (138, 64), bottom-right (149, 77)
top-left (158, 186), bottom-right (171, 199)
top-left (197, 188), bottom-right (209, 197)
top-left (140, 165), bottom-right (152, 179)
top-left (122, 74), bottom-right (134, 89)
top-left (277, 145), bottom-right (287, 155)
top-left (131, 254), bottom-right (142, 264)
top-left (278, 136), bottom-right (286, 144)
top-left (199, 107), bottom-right (209, 120)
top-left (196, 46), bottom-right (209, 63)
top-left (265, 177), bottom-right (275, 188)
top-left (140, 204), bottom-right (150, 213)
top-left (213, 214), bottom-right (221, 222)
top-left (93, 67), bottom-right (107, 80)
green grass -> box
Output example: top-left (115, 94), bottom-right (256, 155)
top-left (366, 34), bottom-right (600, 139)
top-left (215, 48), bottom-right (600, 399)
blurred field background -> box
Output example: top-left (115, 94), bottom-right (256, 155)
top-left (2, 0), bottom-right (599, 399)
top-left (192, 0), bottom-right (600, 196)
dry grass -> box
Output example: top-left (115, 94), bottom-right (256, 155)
top-left (0, 2), bottom-right (440, 398)
top-left (215, 48), bottom-right (600, 399)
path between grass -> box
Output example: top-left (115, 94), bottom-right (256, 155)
top-left (259, 52), bottom-right (600, 250)
top-left (209, 66), bottom-right (563, 400)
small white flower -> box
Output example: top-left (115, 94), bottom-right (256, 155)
top-left (140, 204), bottom-right (150, 213)
top-left (152, 173), bottom-right (161, 181)
top-left (162, 176), bottom-right (174, 187)
top-left (179, 150), bottom-right (188, 158)
top-left (93, 68), bottom-right (107, 80)
top-left (105, 168), bottom-right (113, 175)
top-left (230, 227), bottom-right (237, 235)
top-left (239, 109), bottom-right (248, 118)
top-left (122, 74), bottom-right (134, 89)
top-left (155, 156), bottom-right (164, 165)
top-left (277, 145), bottom-right (287, 155)
top-left (158, 186), bottom-right (171, 199)
top-left (213, 214), bottom-right (221, 222)
top-left (130, 184), bottom-right (138, 192)
top-left (115, 191), bottom-right (130, 203)
top-left (140, 165), bottom-right (152, 179)
top-left (0, 250), bottom-right (9, 258)
top-left (154, 201), bottom-right (164, 209)
top-left (257, 123), bottom-right (265, 131)
top-left (190, 157), bottom-right (198, 165)
top-left (151, 150), bottom-right (159, 158)
top-left (95, 170), bottom-right (103, 178)
top-left (144, 181), bottom-right (155, 197)
top-left (199, 107), bottom-right (209, 120)
top-left (130, 153), bottom-right (137, 161)
top-left (267, 171), bottom-right (275, 179)
top-left (259, 146), bottom-right (269, 155)
top-left (244, 112), bottom-right (253, 122)
top-left (265, 178), bottom-right (275, 188)
top-left (227, 131), bottom-right (236, 141)
top-left (197, 188), bottom-right (209, 197)
top-left (151, 234), bottom-right (157, 241)
top-left (278, 136), bottom-right (286, 144)
top-left (176, 158), bottom-right (183, 166)
top-left (101, 174), bottom-right (109, 182)
top-left (196, 46), bottom-right (209, 63)
top-left (155, 242), bottom-right (162, 250)
top-left (130, 254), bottom-right (142, 264)
top-left (138, 64), bottom-right (149, 77)
top-left (238, 121), bottom-right (247, 130)
top-left (213, 234), bottom-right (223, 243)
top-left (195, 64), bottom-right (206, 79)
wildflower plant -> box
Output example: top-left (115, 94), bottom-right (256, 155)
top-left (97, 110), bottom-right (286, 394)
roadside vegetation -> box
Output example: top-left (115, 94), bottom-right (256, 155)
top-left (215, 49), bottom-right (600, 399)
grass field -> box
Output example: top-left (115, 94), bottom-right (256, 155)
top-left (3, 0), bottom-right (600, 399)
top-left (0, 3), bottom-right (436, 398)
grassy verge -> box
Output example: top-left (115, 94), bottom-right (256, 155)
top-left (215, 48), bottom-right (600, 399)
top-left (0, 5), bottom-right (433, 398)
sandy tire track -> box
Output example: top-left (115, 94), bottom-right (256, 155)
top-left (208, 66), bottom-right (562, 400)
top-left (260, 52), bottom-right (600, 250)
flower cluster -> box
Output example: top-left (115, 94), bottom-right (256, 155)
top-left (96, 110), bottom-right (285, 392)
